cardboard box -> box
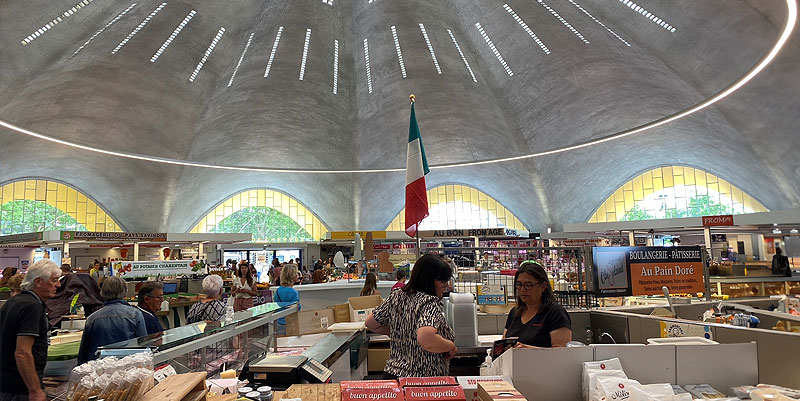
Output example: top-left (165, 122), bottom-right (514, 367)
top-left (329, 303), bottom-right (351, 323)
top-left (285, 309), bottom-right (335, 336)
top-left (456, 377), bottom-right (513, 401)
top-left (404, 386), bottom-right (466, 401)
top-left (343, 387), bottom-right (404, 401)
top-left (477, 382), bottom-right (523, 401)
top-left (341, 380), bottom-right (399, 389)
top-left (285, 384), bottom-right (340, 401)
top-left (368, 347), bottom-right (391, 372)
top-left (399, 377), bottom-right (458, 387)
top-left (348, 295), bottom-right (383, 322)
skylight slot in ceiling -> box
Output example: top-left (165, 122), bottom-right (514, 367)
top-left (71, 3), bottom-right (137, 58)
top-left (503, 4), bottom-right (551, 54)
top-left (189, 27), bottom-right (225, 82)
top-left (391, 26), bottom-right (407, 78)
top-left (264, 27), bottom-right (284, 78)
top-left (446, 29), bottom-right (477, 83)
top-left (22, 0), bottom-right (96, 45)
top-left (418, 24), bottom-right (442, 74)
top-left (475, 23), bottom-right (513, 77)
top-left (299, 29), bottom-right (312, 81)
top-left (567, 0), bottom-right (630, 46)
top-left (112, 3), bottom-right (167, 54)
top-left (228, 32), bottom-right (254, 87)
top-left (151, 9), bottom-right (196, 62)
top-left (536, 0), bottom-right (589, 44)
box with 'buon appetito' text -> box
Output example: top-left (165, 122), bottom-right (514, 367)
top-left (340, 381), bottom-right (399, 389)
top-left (342, 387), bottom-right (404, 401)
top-left (399, 377), bottom-right (458, 388)
top-left (404, 386), bottom-right (467, 401)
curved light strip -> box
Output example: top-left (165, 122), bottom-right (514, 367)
top-left (0, 0), bottom-right (795, 174)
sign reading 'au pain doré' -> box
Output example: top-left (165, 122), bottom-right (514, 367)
top-left (628, 247), bottom-right (704, 295)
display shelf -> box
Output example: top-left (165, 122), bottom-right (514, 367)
top-left (711, 276), bottom-right (800, 298)
top-left (99, 301), bottom-right (298, 368)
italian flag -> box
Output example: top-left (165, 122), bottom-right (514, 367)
top-left (405, 101), bottom-right (429, 237)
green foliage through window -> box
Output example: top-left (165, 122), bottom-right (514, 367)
top-left (0, 200), bottom-right (86, 235)
top-left (210, 206), bottom-right (313, 242)
top-left (622, 195), bottom-right (734, 221)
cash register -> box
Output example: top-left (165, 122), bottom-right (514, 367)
top-left (240, 354), bottom-right (333, 388)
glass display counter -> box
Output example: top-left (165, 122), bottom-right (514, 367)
top-left (711, 276), bottom-right (800, 298)
top-left (99, 301), bottom-right (298, 376)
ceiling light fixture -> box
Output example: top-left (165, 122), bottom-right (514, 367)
top-left (0, 0), bottom-right (796, 174)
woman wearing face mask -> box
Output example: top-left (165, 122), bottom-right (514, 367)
top-left (503, 261), bottom-right (572, 348)
top-left (365, 254), bottom-right (455, 378)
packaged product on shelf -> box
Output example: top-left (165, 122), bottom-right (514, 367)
top-left (730, 385), bottom-right (758, 398)
top-left (341, 380), bottom-right (400, 389)
top-left (595, 377), bottom-right (642, 401)
top-left (404, 386), bottom-right (467, 401)
top-left (671, 385), bottom-right (689, 395)
top-left (683, 384), bottom-right (727, 399)
top-left (587, 370), bottom-right (627, 401)
top-left (629, 383), bottom-right (675, 401)
top-left (342, 386), bottom-right (404, 401)
top-left (582, 358), bottom-right (624, 401)
top-left (755, 384), bottom-right (800, 398)
top-left (67, 351), bottom-right (154, 401)
top-left (399, 377), bottom-right (458, 387)
top-left (751, 388), bottom-right (800, 401)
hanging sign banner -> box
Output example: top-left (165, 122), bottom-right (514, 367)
top-left (112, 260), bottom-right (200, 278)
top-left (330, 231), bottom-right (387, 240)
top-left (0, 232), bottom-right (43, 245)
top-left (702, 215), bottom-right (734, 226)
top-left (60, 231), bottom-right (168, 242)
top-left (593, 246), bottom-right (704, 296)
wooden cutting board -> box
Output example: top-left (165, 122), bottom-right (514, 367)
top-left (139, 372), bottom-right (207, 401)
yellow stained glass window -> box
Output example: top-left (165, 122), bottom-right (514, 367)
top-left (386, 185), bottom-right (527, 231)
top-left (0, 179), bottom-right (122, 234)
top-left (588, 166), bottom-right (769, 222)
top-left (190, 189), bottom-right (329, 242)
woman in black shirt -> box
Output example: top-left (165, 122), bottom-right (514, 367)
top-left (503, 261), bottom-right (572, 348)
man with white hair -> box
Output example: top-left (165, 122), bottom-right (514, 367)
top-left (0, 259), bottom-right (61, 401)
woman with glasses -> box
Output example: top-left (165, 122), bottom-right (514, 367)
top-left (365, 254), bottom-right (456, 378)
top-left (503, 261), bottom-right (572, 348)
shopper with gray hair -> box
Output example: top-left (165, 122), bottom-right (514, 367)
top-left (186, 275), bottom-right (226, 324)
top-left (136, 282), bottom-right (165, 334)
top-left (77, 276), bottom-right (146, 364)
top-left (0, 259), bottom-right (61, 401)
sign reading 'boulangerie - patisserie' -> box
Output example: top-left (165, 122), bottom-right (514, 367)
top-left (593, 246), bottom-right (704, 296)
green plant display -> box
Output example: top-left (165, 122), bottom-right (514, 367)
top-left (0, 200), bottom-right (86, 235)
top-left (622, 194), bottom-right (735, 221)
top-left (210, 206), bottom-right (313, 242)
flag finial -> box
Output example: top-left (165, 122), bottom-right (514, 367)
top-left (409, 94), bottom-right (415, 103)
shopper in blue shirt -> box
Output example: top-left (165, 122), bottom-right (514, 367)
top-left (272, 263), bottom-right (300, 333)
top-left (78, 276), bottom-right (147, 363)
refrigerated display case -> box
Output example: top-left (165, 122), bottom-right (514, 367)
top-left (98, 301), bottom-right (298, 376)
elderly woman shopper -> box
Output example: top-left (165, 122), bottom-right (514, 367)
top-left (77, 276), bottom-right (146, 364)
top-left (366, 254), bottom-right (455, 378)
top-left (187, 275), bottom-right (226, 323)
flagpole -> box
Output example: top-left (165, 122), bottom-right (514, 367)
top-left (410, 94), bottom-right (421, 262)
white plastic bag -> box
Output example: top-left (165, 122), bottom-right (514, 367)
top-left (583, 358), bottom-right (624, 401)
top-left (596, 377), bottom-right (642, 401)
top-left (630, 384), bottom-right (674, 401)
top-left (588, 370), bottom-right (628, 401)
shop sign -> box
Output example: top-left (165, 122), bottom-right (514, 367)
top-left (60, 231), bottom-right (168, 241)
top-left (561, 238), bottom-right (609, 247)
top-left (330, 231), bottom-right (387, 240)
top-left (0, 232), bottom-right (43, 245)
top-left (702, 215), bottom-right (734, 226)
top-left (476, 284), bottom-right (507, 305)
top-left (711, 234), bottom-right (727, 243)
top-left (111, 260), bottom-right (200, 278)
top-left (418, 228), bottom-right (521, 238)
top-left (593, 246), bottom-right (704, 296)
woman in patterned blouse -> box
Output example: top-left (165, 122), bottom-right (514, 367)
top-left (366, 254), bottom-right (456, 378)
top-left (187, 275), bottom-right (226, 323)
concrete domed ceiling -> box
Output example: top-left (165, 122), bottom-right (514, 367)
top-left (1, 0), bottom-right (799, 233)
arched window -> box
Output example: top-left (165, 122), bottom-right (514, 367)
top-left (190, 189), bottom-right (329, 242)
top-left (386, 184), bottom-right (527, 231)
top-left (0, 179), bottom-right (122, 235)
top-left (588, 166), bottom-right (769, 223)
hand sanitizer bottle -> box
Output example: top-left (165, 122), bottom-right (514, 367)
top-left (479, 349), bottom-right (494, 376)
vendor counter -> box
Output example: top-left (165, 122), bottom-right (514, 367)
top-left (293, 280), bottom-right (396, 310)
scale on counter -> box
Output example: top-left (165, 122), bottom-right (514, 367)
top-left (240, 354), bottom-right (332, 386)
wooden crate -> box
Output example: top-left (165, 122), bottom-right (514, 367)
top-left (140, 372), bottom-right (207, 401)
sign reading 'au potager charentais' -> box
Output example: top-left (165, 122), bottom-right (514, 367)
top-left (112, 260), bottom-right (204, 278)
